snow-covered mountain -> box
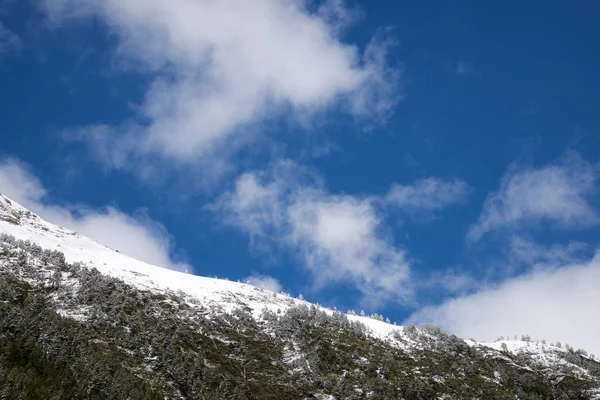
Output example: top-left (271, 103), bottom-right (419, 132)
top-left (1, 192), bottom-right (599, 399)
top-left (0, 193), bottom-right (396, 336)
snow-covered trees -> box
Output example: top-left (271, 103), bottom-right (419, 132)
top-left (0, 232), bottom-right (598, 400)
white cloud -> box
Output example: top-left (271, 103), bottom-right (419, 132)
top-left (468, 153), bottom-right (599, 241)
top-left (415, 156), bottom-right (599, 352)
top-left (212, 161), bottom-right (468, 305)
top-left (0, 157), bottom-right (189, 272)
top-left (384, 177), bottom-right (469, 213)
top-left (287, 194), bottom-right (411, 303)
top-left (508, 236), bottom-right (590, 268)
top-left (212, 162), bottom-right (410, 305)
top-left (40, 0), bottom-right (400, 172)
top-left (0, 22), bottom-right (20, 53)
top-left (245, 273), bottom-right (283, 293)
top-left (420, 268), bottom-right (477, 295)
top-left (410, 251), bottom-right (600, 356)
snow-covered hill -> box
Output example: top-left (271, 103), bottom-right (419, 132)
top-left (0, 193), bottom-right (397, 338)
top-left (0, 193), bottom-right (596, 357)
top-left (1, 192), bottom-right (599, 399)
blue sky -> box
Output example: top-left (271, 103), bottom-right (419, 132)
top-left (1, 0), bottom-right (600, 352)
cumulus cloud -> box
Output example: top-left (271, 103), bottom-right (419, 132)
top-left (211, 162), bottom-right (410, 304)
top-left (40, 0), bottom-right (400, 173)
top-left (413, 154), bottom-right (600, 354)
top-left (211, 161), bottom-right (468, 305)
top-left (245, 273), bottom-right (283, 293)
top-left (0, 157), bottom-right (190, 272)
top-left (410, 251), bottom-right (600, 356)
top-left (468, 153), bottom-right (599, 241)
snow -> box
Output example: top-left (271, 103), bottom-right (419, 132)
top-left (0, 193), bottom-right (405, 342)
top-left (476, 339), bottom-right (597, 379)
top-left (479, 339), bottom-right (571, 365)
top-left (587, 388), bottom-right (600, 400)
top-left (0, 194), bottom-right (287, 308)
top-left (56, 308), bottom-right (89, 322)
top-left (3, 193), bottom-right (595, 372)
top-left (480, 339), bottom-right (559, 355)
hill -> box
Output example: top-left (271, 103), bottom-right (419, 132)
top-left (1, 194), bottom-right (599, 399)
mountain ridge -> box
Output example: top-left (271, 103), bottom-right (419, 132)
top-left (0, 192), bottom-right (401, 338)
top-left (1, 192), bottom-right (599, 399)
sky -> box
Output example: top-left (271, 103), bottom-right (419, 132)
top-left (1, 0), bottom-right (600, 354)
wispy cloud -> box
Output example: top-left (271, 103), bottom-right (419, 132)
top-left (211, 161), bottom-right (469, 305)
top-left (419, 268), bottom-right (478, 296)
top-left (384, 177), bottom-right (470, 213)
top-left (508, 236), bottom-right (590, 269)
top-left (468, 153), bottom-right (599, 241)
top-left (0, 22), bottom-right (20, 53)
top-left (456, 60), bottom-right (481, 78)
top-left (0, 157), bottom-right (190, 272)
top-left (41, 0), bottom-right (400, 177)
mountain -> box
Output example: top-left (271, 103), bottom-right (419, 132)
top-left (0, 193), bottom-right (599, 399)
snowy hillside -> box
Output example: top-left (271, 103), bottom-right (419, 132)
top-left (1, 192), bottom-right (599, 399)
top-left (0, 192), bottom-right (597, 355)
top-left (0, 193), bottom-right (397, 338)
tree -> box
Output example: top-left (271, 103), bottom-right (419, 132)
top-left (404, 324), bottom-right (417, 339)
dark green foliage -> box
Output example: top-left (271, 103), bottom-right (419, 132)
top-left (0, 233), bottom-right (599, 399)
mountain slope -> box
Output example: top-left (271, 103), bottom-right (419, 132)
top-left (1, 193), bottom-right (599, 399)
top-left (0, 194), bottom-right (394, 336)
